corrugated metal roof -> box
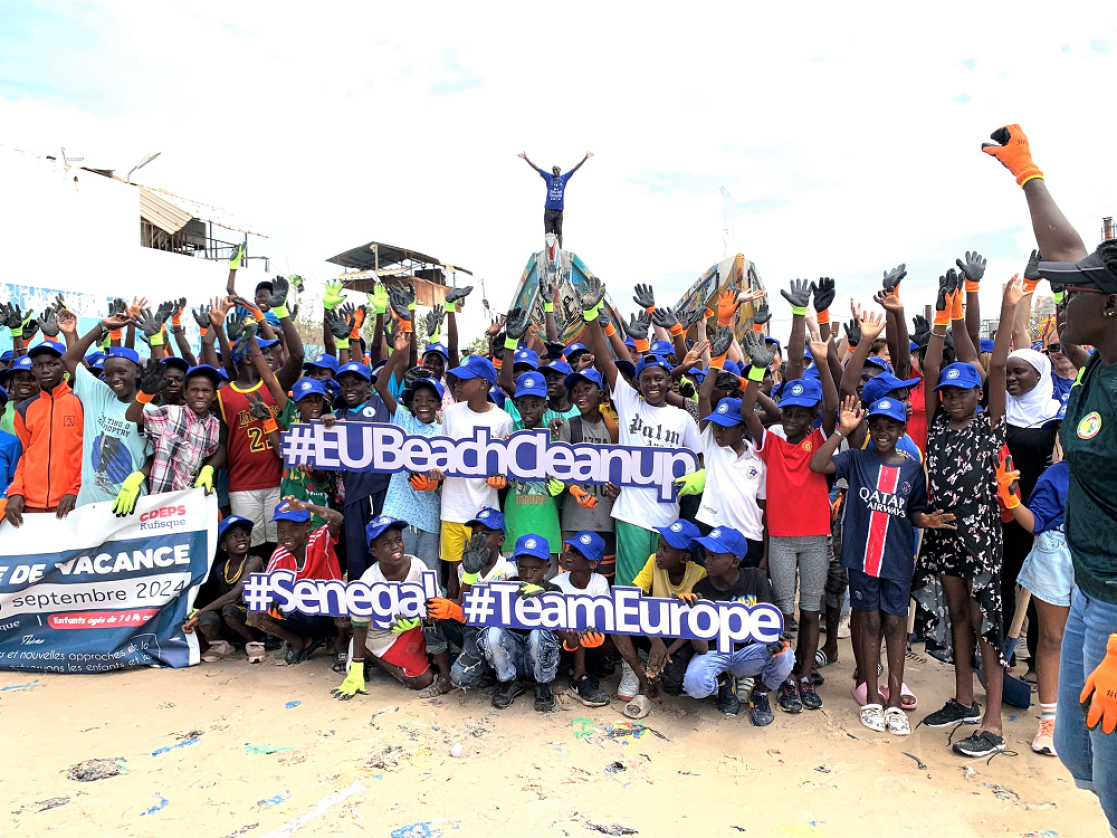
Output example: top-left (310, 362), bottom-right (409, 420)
top-left (139, 186), bottom-right (193, 235)
top-left (327, 240), bottom-right (471, 275)
top-left (140, 185), bottom-right (268, 238)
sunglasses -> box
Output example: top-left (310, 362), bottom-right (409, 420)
top-left (1045, 343), bottom-right (1062, 354)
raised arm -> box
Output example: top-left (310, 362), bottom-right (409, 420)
top-left (943, 268), bottom-right (982, 376)
top-left (58, 309), bottom-right (128, 379)
top-left (988, 275), bottom-right (1025, 426)
top-left (781, 279), bottom-right (811, 383)
top-left (518, 152), bottom-right (543, 174)
top-left (499, 306), bottom-right (530, 394)
top-left (810, 395), bottom-right (863, 474)
top-left (581, 277), bottom-right (618, 391)
top-left (375, 329), bottom-right (410, 415)
top-left (444, 284), bottom-right (472, 369)
top-left (569, 151), bottom-right (593, 175)
top-left (838, 303), bottom-right (885, 401)
top-left (225, 244), bottom-right (245, 298)
top-left (808, 326), bottom-right (839, 436)
top-left (923, 273), bottom-right (954, 421)
top-left (699, 328), bottom-right (734, 432)
top-left (739, 332), bottom-right (775, 446)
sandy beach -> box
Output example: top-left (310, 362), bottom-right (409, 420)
top-left (1, 635), bottom-right (1103, 838)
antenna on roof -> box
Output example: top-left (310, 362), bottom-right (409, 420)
top-left (127, 151), bottom-right (161, 183)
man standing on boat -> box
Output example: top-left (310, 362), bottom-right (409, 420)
top-left (518, 151), bottom-right (592, 250)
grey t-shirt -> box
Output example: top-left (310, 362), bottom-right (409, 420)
top-left (556, 415), bottom-right (616, 533)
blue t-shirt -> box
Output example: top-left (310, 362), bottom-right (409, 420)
top-left (72, 365), bottom-right (151, 506)
top-left (832, 448), bottom-right (928, 583)
top-left (335, 395), bottom-right (392, 502)
top-left (866, 432), bottom-right (923, 463)
top-left (1052, 371), bottom-right (1074, 408)
top-left (381, 407), bottom-right (442, 534)
top-left (1027, 460), bottom-right (1069, 536)
top-left (541, 171), bottom-right (574, 210)
top-left (0, 428), bottom-right (21, 497)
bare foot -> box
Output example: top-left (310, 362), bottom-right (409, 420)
top-left (419, 675), bottom-right (451, 699)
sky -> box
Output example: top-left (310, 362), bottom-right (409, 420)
top-left (2, 1), bottom-right (1117, 342)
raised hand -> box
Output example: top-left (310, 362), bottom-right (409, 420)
top-left (36, 307), bottom-right (59, 337)
top-left (853, 303), bottom-right (886, 342)
top-left (445, 285), bottom-right (473, 313)
top-left (714, 369), bottom-right (742, 392)
top-left (780, 278), bottom-right (812, 312)
top-left (367, 283), bottom-right (389, 315)
top-left (229, 244), bottom-right (245, 271)
top-left (234, 319), bottom-right (259, 356)
top-left (742, 330), bottom-right (775, 369)
top-left (681, 340), bottom-right (708, 368)
top-left (633, 283), bottom-right (656, 311)
top-left (323, 279), bottom-right (347, 312)
top-left (325, 307), bottom-right (351, 340)
top-left (425, 305), bottom-right (445, 339)
top-left (56, 308), bottom-right (79, 335)
top-left (626, 310), bottom-right (651, 341)
top-left (956, 252), bottom-right (986, 288)
top-left (1004, 272), bottom-right (1025, 308)
top-left (652, 305), bottom-right (679, 331)
top-left (881, 264), bottom-right (906, 298)
top-left (911, 314), bottom-right (930, 342)
top-left (981, 124), bottom-right (1043, 186)
top-left (837, 394), bottom-right (865, 437)
top-left (716, 286), bottom-right (739, 325)
top-left (133, 307), bottom-right (164, 338)
top-left (265, 276), bottom-right (290, 309)
top-left (710, 324), bottom-right (734, 360)
top-left (139, 360), bottom-right (171, 397)
top-left (486, 314), bottom-right (506, 338)
top-left (154, 299), bottom-right (176, 326)
top-left (752, 302), bottom-right (771, 327)
top-left (109, 298), bottom-right (128, 319)
top-left (579, 276), bottom-right (606, 314)
top-left (388, 285), bottom-right (412, 323)
top-left (245, 390), bottom-right (272, 422)
top-left (1023, 249), bottom-right (1043, 293)
top-left (811, 277), bottom-right (836, 312)
top-left (505, 306), bottom-right (530, 340)
top-left (935, 271), bottom-right (958, 325)
top-left (677, 307), bottom-right (704, 332)
top-left (461, 532), bottom-right (490, 576)
top-left (874, 288), bottom-right (904, 314)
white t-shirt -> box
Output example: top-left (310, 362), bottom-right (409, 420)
top-left (610, 377), bottom-right (702, 530)
top-left (554, 570), bottom-right (611, 597)
top-left (457, 555), bottom-right (516, 583)
top-left (439, 401), bottom-right (514, 524)
top-left (358, 555), bottom-right (427, 658)
top-left (697, 425), bottom-right (767, 540)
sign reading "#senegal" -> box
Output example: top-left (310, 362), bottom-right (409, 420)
top-left (281, 423), bottom-right (698, 501)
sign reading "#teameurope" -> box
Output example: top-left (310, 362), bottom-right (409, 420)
top-left (281, 424), bottom-right (698, 501)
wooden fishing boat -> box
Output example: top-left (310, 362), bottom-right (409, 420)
top-left (671, 253), bottom-right (767, 343)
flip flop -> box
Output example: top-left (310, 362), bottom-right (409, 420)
top-left (623, 695), bottom-right (652, 720)
top-left (245, 641), bottom-right (266, 664)
top-left (814, 649), bottom-right (838, 668)
top-left (852, 681), bottom-right (885, 706)
top-left (878, 683), bottom-right (919, 710)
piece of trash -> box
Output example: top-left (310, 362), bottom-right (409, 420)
top-left (604, 721), bottom-right (670, 742)
top-left (1008, 714), bottom-right (1017, 722)
top-left (36, 797), bottom-right (70, 811)
top-left (176, 729), bottom-right (204, 740)
top-left (217, 825), bottom-right (259, 838)
top-left (983, 783), bottom-right (1020, 802)
top-left (256, 791), bottom-right (291, 809)
top-left (245, 744), bottom-right (291, 755)
top-left (962, 766), bottom-right (976, 779)
top-left (731, 828), bottom-right (747, 834)
top-left (605, 760), bottom-right (627, 774)
top-left (1, 680), bottom-right (40, 692)
top-left (67, 758), bottom-right (128, 782)
top-left (1020, 832), bottom-right (1058, 837)
top-left (257, 781), bottom-right (365, 838)
top-left (285, 701), bottom-right (301, 709)
top-left (585, 822), bottom-right (638, 836)
top-left (390, 821), bottom-right (459, 838)
top-left (140, 793), bottom-right (169, 817)
top-left (902, 752), bottom-right (928, 771)
top-left (449, 743), bottom-right (463, 758)
top-left (678, 771), bottom-right (698, 776)
top-left (572, 717), bottom-right (596, 739)
top-left (370, 706), bottom-right (399, 725)
top-left (153, 738), bottom-right (199, 756)
top-left (767, 749), bottom-right (782, 756)
top-left (814, 765), bottom-right (830, 774)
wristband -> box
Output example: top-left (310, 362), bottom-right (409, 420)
top-left (645, 305), bottom-right (656, 315)
top-left (461, 571), bottom-right (479, 586)
top-left (563, 640), bottom-right (580, 653)
top-left (583, 301), bottom-right (602, 322)
top-left (965, 280), bottom-right (980, 294)
top-left (349, 325), bottom-right (361, 341)
top-left (704, 307), bottom-right (713, 320)
top-left (951, 289), bottom-right (964, 321)
top-left (816, 309), bottom-right (830, 325)
top-left (199, 327), bottom-right (208, 337)
top-left (148, 330), bottom-right (165, 347)
top-left (493, 357), bottom-right (502, 370)
top-left (544, 302), bottom-right (554, 313)
top-left (9, 326), bottom-right (21, 339)
top-left (247, 306), bottom-right (265, 322)
top-left (504, 335), bottom-right (519, 351)
top-left (171, 313), bottom-right (183, 328)
top-left (752, 321), bottom-right (764, 333)
top-left (188, 609), bottom-right (200, 620)
top-left (668, 322), bottom-right (685, 336)
top-left (1022, 278), bottom-right (1041, 294)
top-left (272, 303), bottom-right (290, 320)
top-left (1018, 169), bottom-right (1044, 189)
top-left (634, 338), bottom-right (649, 353)
top-left (407, 300), bottom-right (416, 312)
top-left (108, 328), bottom-right (122, 341)
top-left (791, 305), bottom-right (808, 317)
top-left (747, 364), bottom-right (766, 382)
top-left (1002, 492), bottom-right (1021, 510)
top-left (1053, 290), bottom-right (1064, 305)
top-left (445, 301), bottom-right (457, 315)
top-left (603, 321), bottom-right (616, 337)
top-left (401, 319), bottom-right (412, 333)
top-left (336, 336), bottom-right (350, 350)
top-left (136, 391), bottom-right (156, 404)
top-left (263, 417), bottom-right (279, 434)
top-left (710, 352), bottom-right (728, 370)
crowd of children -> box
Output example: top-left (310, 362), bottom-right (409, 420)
top-left (1, 123), bottom-right (1115, 833)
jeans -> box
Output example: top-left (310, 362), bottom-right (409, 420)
top-left (404, 525), bottom-right (440, 575)
top-left (478, 627), bottom-right (559, 684)
top-left (683, 643), bottom-right (795, 697)
top-left (422, 620), bottom-right (490, 688)
top-left (1055, 588), bottom-right (1117, 836)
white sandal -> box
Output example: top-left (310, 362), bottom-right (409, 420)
top-left (884, 707), bottom-right (911, 736)
top-left (245, 641), bottom-right (266, 664)
top-left (623, 695), bottom-right (652, 719)
top-left (859, 703), bottom-right (887, 732)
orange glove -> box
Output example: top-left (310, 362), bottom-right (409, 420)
top-left (951, 285), bottom-right (964, 321)
top-left (580, 629), bottom-right (605, 649)
top-left (570, 486), bottom-right (598, 509)
top-left (409, 473), bottom-right (440, 492)
top-left (1082, 634), bottom-right (1117, 735)
top-left (717, 288), bottom-right (738, 327)
top-left (245, 304), bottom-right (266, 323)
top-left (349, 306), bottom-right (365, 341)
top-left (487, 475), bottom-right (506, 489)
top-left (677, 592), bottom-right (699, 607)
top-left (171, 304), bottom-right (183, 328)
top-left (982, 124), bottom-right (1044, 187)
top-left (426, 597), bottom-right (464, 623)
top-left (996, 455), bottom-right (1021, 509)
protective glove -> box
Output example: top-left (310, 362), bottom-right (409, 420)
top-left (1023, 249), bottom-right (1044, 294)
top-left (679, 380), bottom-right (696, 399)
top-left (956, 252), bottom-right (986, 293)
top-left (113, 471), bottom-right (146, 517)
top-left (323, 279), bottom-right (347, 312)
top-left (911, 314), bottom-right (930, 344)
top-left (426, 597), bottom-right (465, 623)
top-left (546, 477), bottom-right (565, 497)
top-left (331, 665), bottom-right (367, 700)
top-left (716, 287), bottom-right (739, 326)
top-left (364, 283), bottom-right (387, 315)
top-left (845, 318), bottom-right (861, 347)
top-left (580, 629), bottom-right (605, 649)
top-left (677, 592), bottom-right (700, 607)
top-left (348, 305), bottom-right (366, 340)
top-left (570, 486), bottom-right (598, 509)
top-left (517, 582), bottom-right (547, 599)
top-left (982, 124), bottom-right (1044, 187)
top-left (194, 465), bottom-right (215, 495)
top-left (409, 472), bottom-right (440, 492)
top-left (653, 305), bottom-right (683, 336)
top-left (741, 331), bottom-right (775, 372)
top-left (633, 283), bottom-right (656, 313)
top-left (580, 277), bottom-right (606, 321)
top-left (1082, 634), bottom-right (1117, 735)
top-left (170, 297), bottom-right (186, 328)
top-left (229, 244), bottom-right (245, 271)
top-left (752, 302), bottom-right (771, 332)
top-left (626, 310), bottom-right (651, 353)
top-left (780, 279), bottom-right (811, 316)
top-left (934, 272), bottom-right (957, 327)
top-left (136, 361), bottom-right (171, 403)
top-left (37, 307), bottom-right (60, 337)
top-left (674, 468), bottom-right (706, 497)
top-left (811, 277), bottom-right (836, 321)
top-left (389, 615), bottom-right (422, 634)
top-left (265, 276), bottom-right (291, 319)
top-left (709, 325), bottom-right (733, 369)
top-left (539, 275), bottom-right (555, 313)
top-left (487, 474), bottom-right (507, 489)
top-left (505, 306), bottom-right (530, 346)
top-left (425, 305), bottom-right (445, 342)
top-left (11, 306), bottom-right (34, 339)
top-left (715, 370), bottom-right (742, 392)
top-left (996, 455), bottom-right (1021, 509)
top-left (881, 265), bottom-right (906, 299)
top-left (444, 285), bottom-right (473, 314)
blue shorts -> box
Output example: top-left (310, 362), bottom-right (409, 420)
top-left (848, 568), bottom-right (910, 617)
top-left (1017, 530), bottom-right (1074, 607)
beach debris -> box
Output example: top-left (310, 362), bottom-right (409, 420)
top-left (176, 729), bottom-right (205, 740)
top-left (153, 737), bottom-right (199, 756)
top-left (139, 793), bottom-right (169, 817)
top-left (1020, 832), bottom-right (1058, 837)
top-left (605, 761), bottom-right (627, 774)
top-left (36, 796), bottom-right (71, 811)
top-left (962, 766), bottom-right (976, 779)
top-left (256, 791), bottom-right (292, 809)
top-left (390, 820), bottom-right (459, 838)
top-left (370, 706), bottom-right (399, 725)
top-left (731, 828), bottom-right (747, 833)
top-left (814, 765), bottom-right (831, 774)
top-left (258, 781), bottom-right (365, 838)
top-left (902, 752), bottom-right (928, 770)
top-left (449, 743), bottom-right (463, 758)
top-left (285, 701), bottom-right (301, 709)
top-left (678, 771), bottom-right (698, 776)
top-left (985, 783), bottom-right (1019, 802)
top-left (1, 680), bottom-right (40, 692)
top-left (367, 744), bottom-right (404, 771)
top-left (244, 744), bottom-right (291, 755)
top-left (217, 824), bottom-right (259, 838)
top-left (584, 822), bottom-right (638, 835)
top-left (67, 758), bottom-right (128, 782)
top-left (572, 717), bottom-right (596, 739)
top-left (604, 721), bottom-right (669, 742)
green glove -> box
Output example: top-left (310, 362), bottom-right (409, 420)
top-left (148, 328), bottom-right (165, 347)
top-left (229, 245), bottom-right (245, 271)
top-left (11, 310), bottom-right (34, 339)
top-left (335, 336), bottom-right (350, 351)
top-left (583, 300), bottom-right (603, 323)
top-left (546, 477), bottom-right (565, 497)
top-left (113, 471), bottom-right (146, 517)
top-left (504, 335), bottom-right (519, 351)
top-left (1053, 290), bottom-right (1065, 305)
top-left (673, 468), bottom-right (706, 498)
top-left (323, 280), bottom-right (347, 312)
top-left (368, 286), bottom-right (389, 315)
top-left (517, 582), bottom-right (546, 599)
top-left (389, 616), bottom-right (421, 634)
top-left (747, 364), bottom-right (766, 382)
top-left (331, 664), bottom-right (367, 700)
top-left (194, 465), bottom-right (214, 495)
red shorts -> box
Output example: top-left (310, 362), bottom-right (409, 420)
top-left (378, 627), bottom-right (430, 678)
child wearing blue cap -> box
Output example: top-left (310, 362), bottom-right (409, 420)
top-left (0, 355), bottom-right (37, 438)
top-left (811, 395), bottom-right (955, 735)
top-left (554, 531), bottom-right (612, 706)
top-left (0, 385), bottom-right (21, 515)
top-left (912, 274), bottom-right (1023, 758)
top-left (682, 525), bottom-right (793, 726)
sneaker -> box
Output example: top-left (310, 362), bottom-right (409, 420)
top-left (952, 730), bottom-right (1005, 758)
top-left (749, 689), bottom-right (774, 726)
top-left (778, 678), bottom-right (803, 714)
top-left (784, 614), bottom-right (799, 633)
top-left (717, 675), bottom-right (740, 716)
top-left (492, 679), bottom-right (525, 709)
top-left (617, 661), bottom-right (640, 702)
top-left (922, 697), bottom-right (981, 728)
top-left (569, 674), bottom-right (609, 707)
top-left (534, 682), bottom-right (556, 712)
top-left (1032, 719), bottom-right (1057, 756)
top-left (836, 613), bottom-right (851, 639)
top-left (798, 676), bottom-right (823, 710)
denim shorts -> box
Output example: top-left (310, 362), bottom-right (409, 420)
top-left (1016, 530), bottom-right (1074, 607)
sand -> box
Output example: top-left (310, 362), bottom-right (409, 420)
top-left (1, 639), bottom-right (1105, 838)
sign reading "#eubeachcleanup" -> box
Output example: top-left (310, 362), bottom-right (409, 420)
top-left (242, 571), bottom-right (784, 653)
top-left (281, 424), bottom-right (698, 501)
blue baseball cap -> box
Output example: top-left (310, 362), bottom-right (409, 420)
top-left (515, 371), bottom-right (548, 399)
top-left (84, 351), bottom-right (105, 367)
top-left (161, 356), bottom-right (189, 373)
top-left (865, 355), bottom-right (893, 373)
top-left (338, 362), bottom-right (372, 381)
top-left (867, 397), bottom-right (907, 423)
top-left (861, 372), bottom-right (921, 406)
top-left (723, 359), bottom-right (742, 376)
top-left (467, 506), bottom-right (505, 532)
top-left (909, 340), bottom-right (920, 352)
top-left (184, 364), bottom-right (222, 388)
top-left (323, 378), bottom-right (341, 399)
top-left (687, 367), bottom-right (707, 383)
top-left (271, 501), bottom-right (311, 524)
top-left (779, 378), bottom-right (823, 408)
top-left (488, 385), bottom-right (507, 408)
top-left (616, 360), bottom-right (636, 380)
top-left (365, 514), bottom-right (406, 545)
top-left (564, 368), bottom-right (603, 391)
top-left (934, 362), bottom-right (983, 391)
top-left (0, 384), bottom-right (7, 405)
top-left (28, 340), bottom-right (66, 358)
top-left (542, 359), bottom-right (573, 377)
top-left (371, 358), bottom-right (389, 373)
top-left (512, 534), bottom-right (550, 562)
top-left (803, 364), bottom-right (821, 381)
top-left (564, 342), bottom-right (589, 360)
top-left (979, 338), bottom-right (995, 353)
top-left (650, 340), bottom-right (675, 356)
top-left (635, 355), bottom-right (671, 377)
top-left (423, 342), bottom-right (449, 360)
top-left (655, 519), bottom-right (702, 551)
top-left (0, 350), bottom-right (12, 364)
top-left (106, 346), bottom-right (141, 365)
top-left (512, 349), bottom-right (539, 370)
top-left (451, 354), bottom-right (497, 385)
top-left (765, 336), bottom-right (782, 349)
top-left (257, 337), bottom-right (281, 351)
top-left (702, 397), bottom-right (746, 427)
top-left (1, 355), bottom-right (32, 384)
top-left (564, 531), bottom-right (606, 564)
top-left (218, 515), bottom-right (254, 541)
top-left (406, 376), bottom-right (446, 401)
top-left (217, 367), bottom-right (230, 382)
top-left (304, 353), bottom-right (339, 374)
top-left (696, 525), bottom-right (750, 560)
top-left (292, 378), bottom-right (329, 401)
top-left (623, 335), bottom-right (637, 349)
